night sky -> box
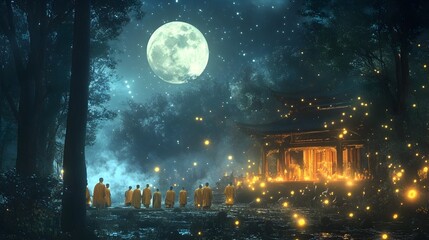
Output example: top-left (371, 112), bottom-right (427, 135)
top-left (87, 0), bottom-right (302, 203)
top-left (110, 0), bottom-right (298, 103)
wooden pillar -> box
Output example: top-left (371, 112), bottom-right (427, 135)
top-left (336, 142), bottom-right (343, 176)
top-left (260, 146), bottom-right (266, 177)
top-left (279, 147), bottom-right (286, 177)
top-left (285, 150), bottom-right (291, 180)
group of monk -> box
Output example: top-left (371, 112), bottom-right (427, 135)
top-left (85, 177), bottom-right (111, 209)
top-left (86, 178), bottom-right (236, 210)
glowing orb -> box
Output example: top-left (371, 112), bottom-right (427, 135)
top-left (147, 21), bottom-right (209, 84)
top-left (297, 218), bottom-right (306, 227)
top-left (382, 233), bottom-right (389, 239)
top-left (154, 166), bottom-right (160, 172)
top-left (407, 189), bottom-right (418, 199)
top-left (234, 220), bottom-right (240, 226)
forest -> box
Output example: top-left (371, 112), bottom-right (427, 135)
top-left (1, 0), bottom-right (429, 239)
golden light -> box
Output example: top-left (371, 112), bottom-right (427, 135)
top-left (392, 213), bottom-right (398, 220)
top-left (347, 192), bottom-right (352, 197)
top-left (193, 162), bottom-right (198, 166)
top-left (234, 220), bottom-right (240, 226)
top-left (346, 180), bottom-right (354, 187)
top-left (382, 233), bottom-right (389, 239)
top-left (366, 206), bottom-right (370, 210)
top-left (396, 172), bottom-right (403, 178)
top-left (297, 218), bottom-right (306, 227)
top-left (424, 167), bottom-right (428, 173)
top-left (407, 189), bottom-right (418, 200)
top-left (204, 139), bottom-right (210, 145)
top-left (227, 155), bottom-right (233, 160)
top-left (293, 213), bottom-right (299, 219)
top-left (290, 190), bottom-right (295, 196)
top-left (154, 166), bottom-right (160, 172)
top-left (260, 182), bottom-right (266, 188)
top-left (282, 202), bottom-right (289, 207)
top-left (338, 133), bottom-right (344, 139)
top-left (198, 231), bottom-right (202, 236)
top-left (323, 199), bottom-right (329, 205)
top-left (348, 212), bottom-right (354, 218)
top-left (256, 198), bottom-right (261, 203)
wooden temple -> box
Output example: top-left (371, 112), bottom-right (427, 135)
top-left (240, 91), bottom-right (368, 181)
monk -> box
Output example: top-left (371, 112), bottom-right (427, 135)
top-left (153, 189), bottom-right (162, 209)
top-left (165, 186), bottom-right (175, 208)
top-left (93, 178), bottom-right (106, 209)
top-left (131, 184), bottom-right (142, 209)
top-left (202, 182), bottom-right (213, 209)
top-left (105, 183), bottom-right (111, 207)
top-left (85, 184), bottom-right (91, 208)
top-left (142, 184), bottom-right (152, 208)
top-left (179, 187), bottom-right (187, 207)
top-left (224, 182), bottom-right (235, 207)
top-left (194, 185), bottom-right (203, 209)
top-left (125, 186), bottom-right (133, 206)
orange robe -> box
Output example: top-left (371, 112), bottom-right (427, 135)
top-left (153, 192), bottom-right (162, 209)
top-left (131, 189), bottom-right (142, 209)
top-left (93, 183), bottom-right (106, 208)
top-left (85, 187), bottom-right (91, 207)
top-left (179, 190), bottom-right (187, 207)
top-left (194, 188), bottom-right (203, 208)
top-left (202, 186), bottom-right (213, 208)
top-left (142, 188), bottom-right (152, 208)
top-left (224, 185), bottom-right (235, 205)
top-left (105, 188), bottom-right (111, 207)
top-left (165, 190), bottom-right (175, 208)
top-left (125, 189), bottom-right (133, 206)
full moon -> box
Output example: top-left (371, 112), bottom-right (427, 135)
top-left (147, 21), bottom-right (209, 84)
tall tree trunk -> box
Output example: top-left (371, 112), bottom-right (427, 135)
top-left (61, 0), bottom-right (90, 236)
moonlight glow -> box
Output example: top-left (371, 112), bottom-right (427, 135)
top-left (146, 21), bottom-right (209, 84)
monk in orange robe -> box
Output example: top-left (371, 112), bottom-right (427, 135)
top-left (125, 186), bottom-right (133, 206)
top-left (224, 183), bottom-right (235, 207)
top-left (152, 189), bottom-right (161, 209)
top-left (165, 186), bottom-right (175, 208)
top-left (132, 184), bottom-right (142, 209)
top-left (194, 185), bottom-right (203, 209)
top-left (179, 187), bottom-right (187, 207)
top-left (202, 182), bottom-right (213, 209)
top-left (105, 183), bottom-right (111, 207)
top-left (93, 178), bottom-right (106, 209)
top-left (142, 184), bottom-right (152, 208)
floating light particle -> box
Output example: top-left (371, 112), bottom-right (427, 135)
top-left (204, 140), bottom-right (210, 145)
top-left (407, 189), bottom-right (418, 200)
top-left (393, 213), bottom-right (398, 219)
top-left (297, 218), bottom-right (306, 227)
top-left (382, 233), bottom-right (388, 239)
top-left (154, 166), bottom-right (160, 172)
top-left (234, 220), bottom-right (240, 226)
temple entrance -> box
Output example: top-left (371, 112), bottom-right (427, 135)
top-left (285, 147), bottom-right (337, 181)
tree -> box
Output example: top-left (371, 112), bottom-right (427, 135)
top-left (61, 0), bottom-right (90, 235)
top-left (0, 0), bottom-right (143, 176)
top-left (300, 0), bottom-right (429, 177)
